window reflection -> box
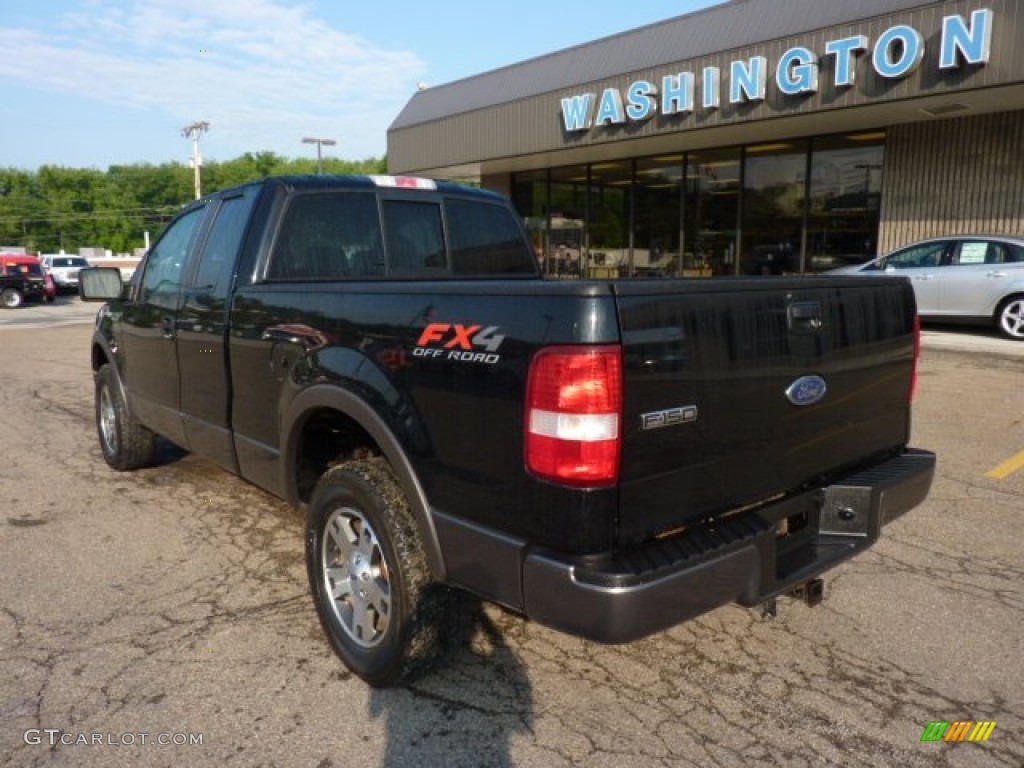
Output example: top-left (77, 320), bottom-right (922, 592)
top-left (510, 131), bottom-right (884, 280)
top-left (807, 135), bottom-right (884, 272)
top-left (685, 149), bottom-right (740, 276)
top-left (511, 169), bottom-right (548, 272)
top-left (635, 156), bottom-right (682, 278)
top-left (544, 166), bottom-right (587, 278)
top-left (588, 161), bottom-right (631, 277)
top-left (742, 141), bottom-right (807, 275)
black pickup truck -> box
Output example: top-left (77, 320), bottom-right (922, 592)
top-left (81, 175), bottom-right (935, 686)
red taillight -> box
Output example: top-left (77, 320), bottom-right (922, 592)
top-left (911, 313), bottom-right (921, 402)
top-left (525, 345), bottom-right (622, 487)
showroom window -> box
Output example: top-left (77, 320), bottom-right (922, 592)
top-left (510, 131), bottom-right (885, 279)
top-left (807, 133), bottom-right (885, 272)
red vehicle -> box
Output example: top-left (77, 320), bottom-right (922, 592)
top-left (41, 268), bottom-right (57, 302)
top-left (0, 254), bottom-right (50, 308)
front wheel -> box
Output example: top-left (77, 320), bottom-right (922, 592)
top-left (306, 458), bottom-right (451, 686)
top-left (95, 363), bottom-right (155, 470)
top-left (1, 287), bottom-right (23, 308)
top-left (996, 295), bottom-right (1024, 340)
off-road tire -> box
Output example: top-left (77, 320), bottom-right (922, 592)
top-left (306, 458), bottom-right (452, 687)
top-left (95, 363), bottom-right (156, 470)
top-left (1, 287), bottom-right (23, 308)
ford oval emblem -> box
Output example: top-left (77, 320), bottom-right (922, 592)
top-left (785, 375), bottom-right (827, 406)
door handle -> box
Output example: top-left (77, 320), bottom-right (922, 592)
top-left (261, 328), bottom-right (304, 345)
top-left (985, 271), bottom-right (1008, 278)
top-left (160, 316), bottom-right (176, 338)
top-left (787, 301), bottom-right (822, 334)
top-left (261, 324), bottom-right (330, 350)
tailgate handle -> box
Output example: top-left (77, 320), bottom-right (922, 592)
top-left (788, 301), bottom-right (822, 333)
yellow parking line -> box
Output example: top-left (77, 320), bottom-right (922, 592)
top-left (986, 451), bottom-right (1024, 480)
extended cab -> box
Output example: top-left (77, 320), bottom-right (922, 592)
top-left (81, 175), bottom-right (935, 686)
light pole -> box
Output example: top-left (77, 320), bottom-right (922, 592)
top-left (182, 121), bottom-right (210, 200)
top-left (302, 136), bottom-right (336, 175)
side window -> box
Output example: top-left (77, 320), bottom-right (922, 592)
top-left (267, 191), bottom-right (383, 280)
top-left (445, 198), bottom-right (535, 276)
top-left (955, 241), bottom-right (988, 265)
top-left (192, 194), bottom-right (256, 297)
top-left (886, 242), bottom-right (947, 269)
top-left (142, 207), bottom-right (205, 304)
top-left (980, 242), bottom-right (1019, 265)
top-left (382, 200), bottom-right (446, 275)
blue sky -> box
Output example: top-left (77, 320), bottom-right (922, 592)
top-left (0, 0), bottom-right (726, 170)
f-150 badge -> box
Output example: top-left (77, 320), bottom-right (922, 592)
top-left (640, 405), bottom-right (698, 431)
top-left (785, 375), bottom-right (827, 406)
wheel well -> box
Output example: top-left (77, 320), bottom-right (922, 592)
top-left (996, 292), bottom-right (1024, 314)
top-left (91, 343), bottom-right (109, 371)
top-left (294, 408), bottom-right (381, 502)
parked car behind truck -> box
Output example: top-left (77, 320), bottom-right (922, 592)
top-left (0, 254), bottom-right (49, 308)
top-left (80, 175), bottom-right (936, 686)
top-left (41, 254), bottom-right (92, 293)
top-left (830, 234), bottom-right (1024, 340)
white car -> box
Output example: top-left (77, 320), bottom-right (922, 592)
top-left (40, 255), bottom-right (92, 292)
top-left (830, 235), bottom-right (1024, 340)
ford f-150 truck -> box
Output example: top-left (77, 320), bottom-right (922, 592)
top-left (81, 175), bottom-right (935, 686)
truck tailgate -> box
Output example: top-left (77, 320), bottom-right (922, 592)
top-left (614, 277), bottom-right (917, 547)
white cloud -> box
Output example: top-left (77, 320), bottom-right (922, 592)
top-left (0, 0), bottom-right (426, 161)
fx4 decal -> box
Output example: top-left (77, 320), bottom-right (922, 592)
top-left (414, 323), bottom-right (505, 364)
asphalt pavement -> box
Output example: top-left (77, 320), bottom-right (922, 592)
top-left (1, 296), bottom-right (1022, 767)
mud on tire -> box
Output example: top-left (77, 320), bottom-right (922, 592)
top-left (306, 458), bottom-right (453, 687)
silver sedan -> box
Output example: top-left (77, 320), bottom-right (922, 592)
top-left (830, 235), bottom-right (1024, 340)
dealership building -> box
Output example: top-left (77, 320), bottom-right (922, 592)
top-left (388, 0), bottom-right (1024, 277)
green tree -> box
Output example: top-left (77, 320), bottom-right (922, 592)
top-left (0, 153), bottom-right (389, 255)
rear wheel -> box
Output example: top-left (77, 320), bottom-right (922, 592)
top-left (1, 287), bottom-right (23, 308)
top-left (306, 458), bottom-right (451, 687)
top-left (996, 295), bottom-right (1024, 340)
top-left (95, 363), bottom-right (155, 470)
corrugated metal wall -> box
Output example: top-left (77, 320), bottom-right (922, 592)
top-left (389, 0), bottom-right (1024, 176)
top-left (879, 111), bottom-right (1024, 251)
top-left (390, 0), bottom-right (932, 130)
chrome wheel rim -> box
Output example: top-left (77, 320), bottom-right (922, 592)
top-left (1000, 299), bottom-right (1024, 339)
top-left (321, 506), bottom-right (390, 648)
top-left (99, 385), bottom-right (118, 456)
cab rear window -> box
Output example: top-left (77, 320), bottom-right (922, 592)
top-left (266, 191), bottom-right (535, 281)
top-left (445, 198), bottom-right (535, 276)
top-left (267, 191), bottom-right (385, 280)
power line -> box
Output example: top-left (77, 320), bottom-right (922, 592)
top-left (0, 208), bottom-right (180, 225)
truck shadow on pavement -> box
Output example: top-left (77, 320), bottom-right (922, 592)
top-left (150, 437), bottom-right (189, 467)
top-left (368, 597), bottom-right (533, 768)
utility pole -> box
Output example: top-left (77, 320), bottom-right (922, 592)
top-left (302, 136), bottom-right (336, 175)
top-left (182, 121), bottom-right (210, 199)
